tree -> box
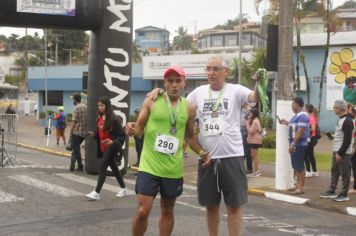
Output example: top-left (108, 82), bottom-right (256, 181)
top-left (132, 41), bottom-right (142, 63)
top-left (229, 57), bottom-right (254, 87)
top-left (336, 0), bottom-right (356, 9)
top-left (318, 0), bottom-right (332, 116)
top-left (47, 29), bottom-right (87, 64)
top-left (172, 26), bottom-right (193, 52)
top-left (214, 14), bottom-right (249, 30)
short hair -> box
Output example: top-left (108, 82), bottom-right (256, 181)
top-left (293, 97), bottom-right (304, 108)
top-left (207, 55), bottom-right (228, 68)
top-left (72, 93), bottom-right (81, 103)
top-left (346, 77), bottom-right (356, 84)
top-left (334, 100), bottom-right (347, 111)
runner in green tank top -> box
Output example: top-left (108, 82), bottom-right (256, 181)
top-left (125, 65), bottom-right (210, 236)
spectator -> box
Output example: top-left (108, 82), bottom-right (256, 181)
top-left (320, 100), bottom-right (354, 202)
top-left (305, 104), bottom-right (318, 178)
top-left (69, 93), bottom-right (87, 172)
top-left (54, 106), bottom-right (66, 146)
top-left (246, 108), bottom-right (262, 177)
top-left (349, 105), bottom-right (356, 194)
top-left (343, 77), bottom-right (356, 105)
top-left (280, 97), bottom-right (309, 195)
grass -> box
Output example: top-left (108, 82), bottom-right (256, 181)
top-left (259, 148), bottom-right (332, 172)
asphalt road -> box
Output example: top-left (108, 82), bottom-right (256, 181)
top-left (0, 148), bottom-right (355, 236)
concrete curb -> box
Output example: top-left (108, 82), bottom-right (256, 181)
top-left (17, 142), bottom-right (71, 158)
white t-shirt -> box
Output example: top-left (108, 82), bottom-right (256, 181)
top-left (187, 83), bottom-right (254, 159)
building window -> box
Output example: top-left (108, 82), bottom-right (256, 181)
top-left (225, 35), bottom-right (237, 47)
top-left (212, 35), bottom-right (223, 47)
top-left (42, 91), bottom-right (63, 106)
top-left (138, 32), bottom-right (145, 36)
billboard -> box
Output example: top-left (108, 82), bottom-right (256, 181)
top-left (143, 53), bottom-right (252, 80)
top-left (17, 0), bottom-right (75, 16)
top-left (327, 47), bottom-right (356, 110)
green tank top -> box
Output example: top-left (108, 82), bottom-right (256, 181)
top-left (139, 95), bottom-right (188, 178)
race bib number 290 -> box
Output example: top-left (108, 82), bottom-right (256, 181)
top-left (154, 134), bottom-right (179, 156)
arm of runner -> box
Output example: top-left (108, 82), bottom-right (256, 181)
top-left (146, 88), bottom-right (164, 101)
top-left (125, 97), bottom-right (151, 137)
top-left (185, 102), bottom-right (211, 167)
top-left (70, 109), bottom-right (78, 136)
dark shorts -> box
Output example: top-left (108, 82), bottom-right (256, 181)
top-left (249, 144), bottom-right (261, 149)
top-left (291, 146), bottom-right (307, 172)
top-left (198, 156), bottom-right (248, 208)
top-left (135, 171), bottom-right (183, 198)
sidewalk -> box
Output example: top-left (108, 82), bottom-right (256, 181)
top-left (15, 115), bottom-right (356, 216)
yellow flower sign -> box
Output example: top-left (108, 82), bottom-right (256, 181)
top-left (329, 48), bottom-right (356, 84)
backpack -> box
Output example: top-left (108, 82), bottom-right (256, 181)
top-left (57, 114), bottom-right (66, 129)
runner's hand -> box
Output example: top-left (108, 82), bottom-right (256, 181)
top-left (146, 88), bottom-right (164, 101)
top-left (201, 153), bottom-right (212, 168)
top-left (125, 122), bottom-right (136, 136)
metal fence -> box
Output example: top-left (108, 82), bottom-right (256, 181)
top-left (0, 114), bottom-right (18, 167)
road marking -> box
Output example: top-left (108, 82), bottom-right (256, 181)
top-left (0, 189), bottom-right (24, 203)
top-left (55, 173), bottom-right (135, 195)
top-left (8, 175), bottom-right (82, 197)
top-left (346, 207), bottom-right (356, 216)
top-left (265, 191), bottom-right (309, 204)
top-left (8, 164), bottom-right (68, 169)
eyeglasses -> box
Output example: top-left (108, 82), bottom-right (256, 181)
top-left (204, 66), bottom-right (226, 72)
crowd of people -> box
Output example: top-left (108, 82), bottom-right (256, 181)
top-left (51, 55), bottom-right (356, 235)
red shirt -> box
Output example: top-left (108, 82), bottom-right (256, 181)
top-left (98, 116), bottom-right (112, 153)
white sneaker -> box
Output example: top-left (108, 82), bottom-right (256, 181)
top-left (312, 172), bottom-right (319, 177)
top-left (305, 171), bottom-right (312, 178)
top-left (116, 188), bottom-right (127, 198)
top-left (86, 190), bottom-right (100, 200)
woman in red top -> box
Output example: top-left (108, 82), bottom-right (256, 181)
top-left (86, 96), bottom-right (126, 200)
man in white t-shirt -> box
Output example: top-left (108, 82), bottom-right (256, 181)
top-left (148, 55), bottom-right (259, 236)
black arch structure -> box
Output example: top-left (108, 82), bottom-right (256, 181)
top-left (0, 0), bottom-right (133, 174)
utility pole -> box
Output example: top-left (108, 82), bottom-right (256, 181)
top-left (238, 0), bottom-right (242, 84)
top-left (275, 0), bottom-right (295, 191)
top-left (24, 28), bottom-right (30, 115)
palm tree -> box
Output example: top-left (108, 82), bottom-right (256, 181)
top-left (132, 41), bottom-right (142, 63)
top-left (173, 26), bottom-right (193, 52)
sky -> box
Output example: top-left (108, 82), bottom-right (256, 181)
top-left (0, 0), bottom-right (350, 39)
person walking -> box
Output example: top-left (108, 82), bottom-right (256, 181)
top-left (350, 105), bottom-right (356, 194)
top-left (85, 96), bottom-right (127, 200)
top-left (280, 97), bottom-right (309, 195)
top-left (148, 55), bottom-right (260, 236)
top-left (241, 104), bottom-right (252, 174)
top-left (246, 108), bottom-right (263, 177)
top-left (320, 100), bottom-right (354, 202)
top-left (126, 65), bottom-right (207, 236)
top-left (304, 104), bottom-right (318, 177)
top-left (69, 93), bottom-right (87, 172)
top-left (54, 106), bottom-right (66, 146)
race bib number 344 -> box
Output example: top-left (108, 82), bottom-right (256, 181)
top-left (202, 118), bottom-right (225, 136)
top-left (154, 134), bottom-right (179, 156)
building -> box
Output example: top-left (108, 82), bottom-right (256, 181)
top-left (292, 31), bottom-right (356, 131)
top-left (336, 8), bottom-right (356, 31)
top-left (293, 14), bottom-right (325, 34)
top-left (28, 64), bottom-right (153, 118)
top-left (135, 26), bottom-right (170, 55)
top-left (197, 26), bottom-right (265, 53)
top-left (0, 53), bottom-right (22, 76)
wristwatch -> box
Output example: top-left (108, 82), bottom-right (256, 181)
top-left (199, 149), bottom-right (207, 157)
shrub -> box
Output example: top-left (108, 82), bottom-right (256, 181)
top-left (39, 111), bottom-right (46, 119)
top-left (260, 112), bottom-right (273, 129)
top-left (66, 113), bottom-right (73, 122)
top-left (262, 132), bottom-right (276, 149)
